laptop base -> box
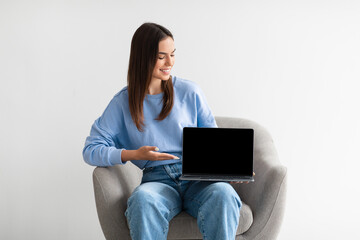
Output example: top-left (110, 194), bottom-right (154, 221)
top-left (179, 175), bottom-right (254, 182)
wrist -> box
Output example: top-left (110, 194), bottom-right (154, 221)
top-left (121, 149), bottom-right (138, 162)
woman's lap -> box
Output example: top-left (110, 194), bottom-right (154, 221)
top-left (126, 163), bottom-right (241, 239)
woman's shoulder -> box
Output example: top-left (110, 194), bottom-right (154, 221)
top-left (105, 86), bottom-right (128, 108)
top-left (114, 86), bottom-right (128, 96)
top-left (173, 76), bottom-right (201, 93)
top-left (113, 86), bottom-right (128, 99)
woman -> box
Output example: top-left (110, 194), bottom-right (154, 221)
top-left (83, 22), bottom-right (241, 240)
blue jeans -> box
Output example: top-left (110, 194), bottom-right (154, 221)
top-left (125, 162), bottom-right (242, 240)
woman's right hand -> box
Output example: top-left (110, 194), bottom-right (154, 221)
top-left (121, 146), bottom-right (179, 162)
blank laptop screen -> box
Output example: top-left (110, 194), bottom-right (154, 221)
top-left (182, 127), bottom-right (254, 176)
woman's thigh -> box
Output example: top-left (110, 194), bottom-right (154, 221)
top-left (182, 181), bottom-right (241, 218)
top-left (127, 181), bottom-right (183, 221)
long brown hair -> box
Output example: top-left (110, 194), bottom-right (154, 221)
top-left (127, 23), bottom-right (174, 131)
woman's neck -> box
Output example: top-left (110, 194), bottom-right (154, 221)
top-left (148, 78), bottom-right (162, 95)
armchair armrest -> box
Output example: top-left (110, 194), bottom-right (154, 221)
top-left (216, 117), bottom-right (287, 240)
top-left (93, 162), bottom-right (142, 240)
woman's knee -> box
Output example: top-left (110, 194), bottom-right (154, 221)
top-left (127, 185), bottom-right (159, 211)
top-left (207, 182), bottom-right (242, 209)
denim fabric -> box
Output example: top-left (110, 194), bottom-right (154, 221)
top-left (125, 162), bottom-right (242, 240)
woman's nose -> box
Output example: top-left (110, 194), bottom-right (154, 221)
top-left (166, 56), bottom-right (174, 66)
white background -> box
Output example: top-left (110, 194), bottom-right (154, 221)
top-left (1, 0), bottom-right (360, 239)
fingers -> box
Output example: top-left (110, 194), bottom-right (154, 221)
top-left (144, 146), bottom-right (159, 152)
top-left (152, 153), bottom-right (179, 160)
top-left (231, 172), bottom-right (256, 183)
top-left (145, 146), bottom-right (180, 160)
top-left (230, 181), bottom-right (250, 184)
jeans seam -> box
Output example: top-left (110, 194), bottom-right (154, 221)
top-left (170, 206), bottom-right (181, 217)
top-left (187, 196), bottom-right (203, 205)
top-left (198, 209), bottom-right (208, 240)
top-left (125, 214), bottom-right (135, 239)
top-left (163, 206), bottom-right (181, 234)
top-left (185, 196), bottom-right (209, 239)
top-left (163, 165), bottom-right (179, 184)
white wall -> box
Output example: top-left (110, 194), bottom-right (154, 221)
top-left (1, 0), bottom-right (359, 239)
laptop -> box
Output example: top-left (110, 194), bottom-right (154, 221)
top-left (179, 127), bottom-right (254, 182)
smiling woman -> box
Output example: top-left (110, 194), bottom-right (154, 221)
top-left (149, 38), bottom-right (176, 94)
top-left (127, 23), bottom-right (176, 131)
top-left (83, 22), bottom-right (243, 240)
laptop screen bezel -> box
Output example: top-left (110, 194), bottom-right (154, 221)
top-left (182, 127), bottom-right (254, 177)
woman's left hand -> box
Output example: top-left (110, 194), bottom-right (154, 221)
top-left (230, 172), bottom-right (255, 184)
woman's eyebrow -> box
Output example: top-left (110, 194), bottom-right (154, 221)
top-left (158, 49), bottom-right (176, 55)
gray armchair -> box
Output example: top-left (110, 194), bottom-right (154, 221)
top-left (92, 117), bottom-right (287, 240)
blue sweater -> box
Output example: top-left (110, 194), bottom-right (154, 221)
top-left (83, 76), bottom-right (217, 169)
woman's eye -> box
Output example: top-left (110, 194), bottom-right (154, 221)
top-left (158, 55), bottom-right (174, 59)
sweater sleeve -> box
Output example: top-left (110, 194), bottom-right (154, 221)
top-left (82, 95), bottom-right (126, 167)
top-left (195, 85), bottom-right (217, 128)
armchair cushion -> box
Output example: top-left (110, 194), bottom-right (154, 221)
top-left (167, 203), bottom-right (253, 239)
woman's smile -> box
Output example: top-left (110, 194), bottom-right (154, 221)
top-left (160, 68), bottom-right (171, 75)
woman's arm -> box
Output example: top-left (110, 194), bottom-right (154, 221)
top-left (121, 146), bottom-right (179, 162)
top-left (194, 84), bottom-right (217, 128)
top-left (83, 94), bottom-right (127, 167)
top-left (83, 118), bottom-right (124, 166)
top-left (83, 121), bottom-right (179, 166)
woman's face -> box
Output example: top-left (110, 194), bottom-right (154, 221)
top-left (152, 37), bottom-right (175, 81)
